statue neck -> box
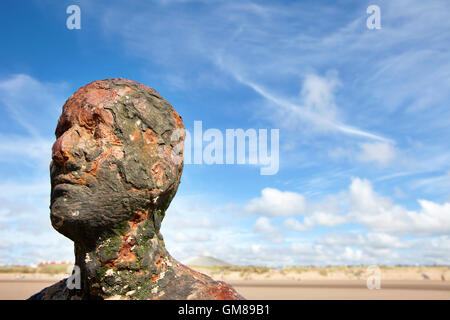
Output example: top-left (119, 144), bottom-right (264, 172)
top-left (72, 210), bottom-right (173, 299)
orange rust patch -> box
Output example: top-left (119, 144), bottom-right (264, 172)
top-left (52, 130), bottom-right (77, 166)
top-left (84, 82), bottom-right (119, 107)
top-left (53, 149), bottom-right (72, 167)
top-left (132, 128), bottom-right (140, 141)
top-left (143, 129), bottom-right (157, 145)
top-left (114, 210), bottom-right (151, 266)
top-left (208, 283), bottom-right (241, 300)
top-left (86, 146), bottom-right (122, 176)
top-left (129, 210), bottom-right (149, 229)
top-left (86, 87), bottom-right (109, 106)
top-left (152, 253), bottom-right (168, 274)
top-left (154, 254), bottom-right (164, 267)
top-left (191, 282), bottom-right (242, 300)
top-left (117, 236), bottom-right (136, 263)
top-left (109, 134), bottom-right (123, 146)
top-left (74, 176), bottom-right (87, 185)
top-left (78, 108), bottom-right (96, 131)
top-left (56, 80), bottom-right (121, 136)
top-left (151, 163), bottom-right (164, 188)
top-left (150, 274), bottom-right (159, 282)
top-left (171, 108), bottom-right (183, 128)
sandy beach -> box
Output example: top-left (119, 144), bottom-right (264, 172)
top-left (0, 270), bottom-right (449, 300)
top-left (0, 278), bottom-right (449, 300)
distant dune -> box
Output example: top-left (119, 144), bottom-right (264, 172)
top-left (182, 255), bottom-right (233, 267)
top-left (1, 264), bottom-right (449, 282)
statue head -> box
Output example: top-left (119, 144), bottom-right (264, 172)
top-left (50, 79), bottom-right (184, 246)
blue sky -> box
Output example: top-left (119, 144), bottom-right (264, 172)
top-left (0, 0), bottom-right (449, 266)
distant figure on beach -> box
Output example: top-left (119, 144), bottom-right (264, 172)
top-left (29, 78), bottom-right (243, 300)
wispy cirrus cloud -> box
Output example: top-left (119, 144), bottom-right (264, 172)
top-left (0, 74), bottom-right (70, 265)
top-left (0, 74), bottom-right (67, 167)
top-left (0, 74), bottom-right (67, 137)
top-left (92, 0), bottom-right (450, 174)
top-left (219, 66), bottom-right (392, 142)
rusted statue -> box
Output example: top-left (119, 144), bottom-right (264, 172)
top-left (29, 78), bottom-right (243, 300)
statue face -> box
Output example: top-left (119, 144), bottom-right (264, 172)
top-left (50, 79), bottom-right (184, 244)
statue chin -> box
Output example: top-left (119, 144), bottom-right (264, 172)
top-left (49, 181), bottom-right (137, 244)
top-left (50, 183), bottom-right (85, 219)
top-left (50, 184), bottom-right (100, 243)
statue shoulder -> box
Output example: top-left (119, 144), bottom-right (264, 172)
top-left (28, 278), bottom-right (74, 300)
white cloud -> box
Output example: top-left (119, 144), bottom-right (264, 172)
top-left (254, 217), bottom-right (277, 233)
top-left (222, 67), bottom-right (391, 143)
top-left (349, 178), bottom-right (450, 236)
top-left (285, 212), bottom-right (347, 232)
top-left (163, 195), bottom-right (230, 230)
top-left (0, 134), bottom-right (52, 168)
top-left (329, 141), bottom-right (398, 167)
top-left (168, 231), bottom-right (450, 267)
top-left (0, 196), bottom-right (73, 265)
top-left (253, 217), bottom-right (283, 243)
top-left (155, 188), bottom-right (450, 266)
top-left (243, 187), bottom-right (346, 230)
top-left (167, 216), bottom-right (213, 229)
top-left (0, 74), bottom-right (66, 169)
top-left (301, 72), bottom-right (340, 122)
top-left (246, 178), bottom-right (450, 237)
top-left (284, 217), bottom-right (309, 232)
top-left (0, 74), bottom-right (71, 265)
top-left (341, 247), bottom-right (363, 262)
top-left (174, 232), bottom-right (212, 242)
top-left (244, 188), bottom-right (306, 216)
top-left (357, 142), bottom-right (397, 166)
top-left (0, 74), bottom-right (66, 138)
top-left (318, 232), bottom-right (405, 250)
top-left (410, 171), bottom-right (450, 191)
top-left (162, 195), bottom-right (256, 259)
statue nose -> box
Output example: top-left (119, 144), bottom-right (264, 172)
top-left (52, 128), bottom-right (76, 167)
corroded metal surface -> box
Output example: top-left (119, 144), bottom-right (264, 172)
top-left (28, 79), bottom-right (244, 300)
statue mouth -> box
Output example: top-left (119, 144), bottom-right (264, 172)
top-left (52, 173), bottom-right (79, 186)
top-left (51, 174), bottom-right (88, 204)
